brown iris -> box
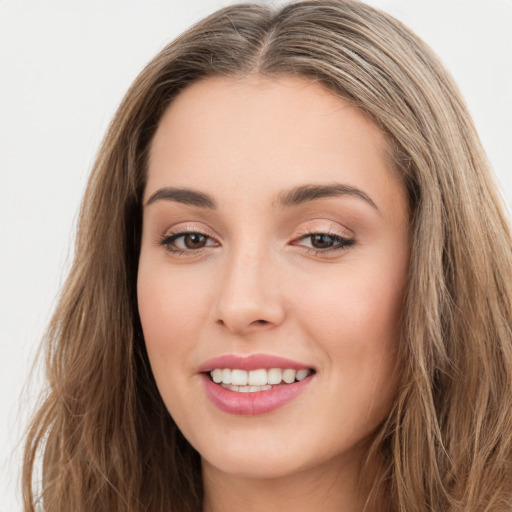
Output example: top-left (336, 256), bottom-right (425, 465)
top-left (310, 233), bottom-right (337, 249)
top-left (183, 233), bottom-right (208, 249)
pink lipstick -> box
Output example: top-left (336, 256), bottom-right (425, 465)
top-left (199, 354), bottom-right (315, 416)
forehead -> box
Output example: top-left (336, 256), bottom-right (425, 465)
top-left (146, 75), bottom-right (405, 216)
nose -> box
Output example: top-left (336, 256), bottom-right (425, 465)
top-left (213, 246), bottom-right (285, 335)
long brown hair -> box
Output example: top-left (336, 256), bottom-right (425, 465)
top-left (23, 1), bottom-right (512, 510)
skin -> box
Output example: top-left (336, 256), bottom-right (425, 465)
top-left (137, 75), bottom-right (410, 512)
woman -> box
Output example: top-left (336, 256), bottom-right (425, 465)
top-left (22, 1), bottom-right (512, 511)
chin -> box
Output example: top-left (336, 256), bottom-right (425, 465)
top-left (196, 425), bottom-right (360, 483)
top-left (202, 449), bottom-right (311, 480)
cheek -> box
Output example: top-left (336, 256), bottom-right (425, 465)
top-left (137, 264), bottom-right (214, 440)
top-left (137, 264), bottom-right (210, 365)
top-left (296, 265), bottom-right (404, 343)
top-left (292, 261), bottom-right (405, 406)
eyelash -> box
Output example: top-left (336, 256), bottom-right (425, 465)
top-left (294, 231), bottom-right (355, 254)
top-left (159, 230), bottom-right (218, 256)
top-left (158, 229), bottom-right (355, 256)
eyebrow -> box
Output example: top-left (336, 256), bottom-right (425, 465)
top-left (145, 187), bottom-right (216, 209)
top-left (144, 183), bottom-right (378, 212)
top-left (276, 183), bottom-right (378, 211)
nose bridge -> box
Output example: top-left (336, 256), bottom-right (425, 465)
top-left (214, 238), bottom-right (284, 333)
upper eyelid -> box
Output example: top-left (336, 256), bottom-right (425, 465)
top-left (296, 226), bottom-right (349, 235)
top-left (157, 219), bottom-right (354, 242)
top-left (293, 223), bottom-right (353, 239)
top-left (161, 223), bottom-right (218, 238)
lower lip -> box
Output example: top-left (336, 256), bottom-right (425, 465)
top-left (201, 373), bottom-right (314, 416)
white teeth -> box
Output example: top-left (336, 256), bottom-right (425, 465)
top-left (211, 368), bottom-right (223, 383)
top-left (210, 367), bottom-right (313, 388)
top-left (221, 384), bottom-right (273, 393)
top-left (267, 368), bottom-right (283, 385)
top-left (221, 368), bottom-right (232, 384)
top-left (231, 369), bottom-right (248, 386)
top-left (282, 369), bottom-right (296, 384)
top-left (296, 369), bottom-right (309, 381)
top-left (248, 369), bottom-right (267, 386)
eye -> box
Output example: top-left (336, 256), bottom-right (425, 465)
top-left (160, 231), bottom-right (218, 254)
top-left (309, 233), bottom-right (341, 249)
top-left (294, 232), bottom-right (355, 253)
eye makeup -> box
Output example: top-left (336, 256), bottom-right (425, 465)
top-left (157, 224), bottom-right (356, 259)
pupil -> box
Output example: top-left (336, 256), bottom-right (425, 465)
top-left (185, 233), bottom-right (206, 249)
top-left (312, 234), bottom-right (334, 249)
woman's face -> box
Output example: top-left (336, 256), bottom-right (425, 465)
top-left (138, 76), bottom-right (410, 481)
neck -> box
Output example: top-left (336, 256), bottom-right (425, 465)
top-left (202, 453), bottom-right (375, 512)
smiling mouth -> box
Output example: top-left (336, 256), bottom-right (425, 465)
top-left (207, 367), bottom-right (315, 393)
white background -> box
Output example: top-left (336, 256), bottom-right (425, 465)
top-left (1, 1), bottom-right (511, 510)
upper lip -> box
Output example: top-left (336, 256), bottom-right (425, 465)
top-left (198, 353), bottom-right (315, 373)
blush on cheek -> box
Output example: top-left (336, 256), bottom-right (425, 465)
top-left (295, 269), bottom-right (403, 371)
top-left (138, 274), bottom-right (210, 371)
